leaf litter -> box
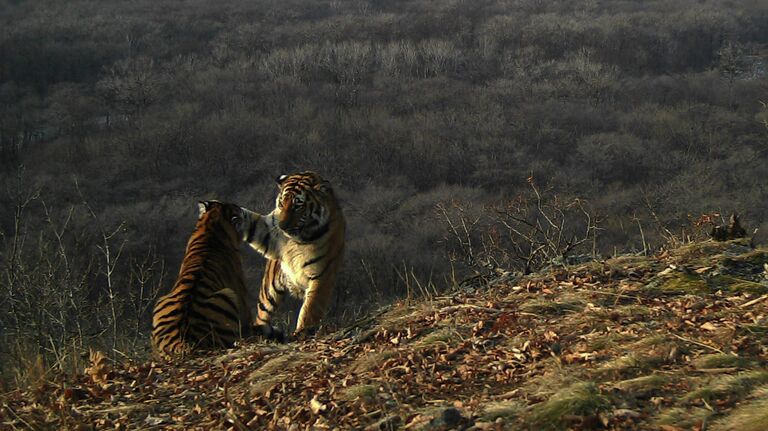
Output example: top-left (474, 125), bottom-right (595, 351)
top-left (1, 239), bottom-right (767, 430)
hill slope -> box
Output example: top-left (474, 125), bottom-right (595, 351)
top-left (2, 240), bottom-right (768, 430)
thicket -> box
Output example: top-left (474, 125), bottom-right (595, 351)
top-left (1, 0), bottom-right (768, 387)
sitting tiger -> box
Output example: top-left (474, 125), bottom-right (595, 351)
top-left (245, 171), bottom-right (345, 340)
top-left (151, 200), bottom-right (256, 358)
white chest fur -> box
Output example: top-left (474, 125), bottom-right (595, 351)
top-left (279, 242), bottom-right (318, 298)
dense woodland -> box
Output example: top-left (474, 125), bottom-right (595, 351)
top-left (1, 0), bottom-right (768, 386)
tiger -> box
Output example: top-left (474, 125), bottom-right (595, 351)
top-left (245, 171), bottom-right (345, 340)
top-left (151, 200), bottom-right (257, 358)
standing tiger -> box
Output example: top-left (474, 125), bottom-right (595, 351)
top-left (151, 200), bottom-right (256, 358)
top-left (246, 171), bottom-right (345, 340)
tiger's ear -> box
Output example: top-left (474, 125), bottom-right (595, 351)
top-left (275, 174), bottom-right (289, 185)
top-left (198, 201), bottom-right (210, 219)
top-left (314, 180), bottom-right (333, 195)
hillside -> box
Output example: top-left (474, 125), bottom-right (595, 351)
top-left (4, 0), bottom-right (768, 390)
top-left (2, 239), bottom-right (768, 430)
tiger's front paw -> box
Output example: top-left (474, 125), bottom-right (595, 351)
top-left (254, 324), bottom-right (286, 343)
top-left (291, 326), bottom-right (320, 342)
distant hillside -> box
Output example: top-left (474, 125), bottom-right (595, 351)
top-left (2, 239), bottom-right (767, 430)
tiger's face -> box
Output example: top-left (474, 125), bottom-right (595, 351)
top-left (197, 200), bottom-right (256, 244)
top-left (273, 172), bottom-right (330, 242)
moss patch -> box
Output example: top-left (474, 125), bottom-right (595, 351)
top-left (654, 271), bottom-right (710, 294)
top-left (712, 275), bottom-right (768, 294)
top-left (720, 249), bottom-right (768, 267)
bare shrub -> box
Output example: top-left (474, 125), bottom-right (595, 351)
top-left (0, 175), bottom-right (165, 387)
top-left (438, 179), bottom-right (600, 277)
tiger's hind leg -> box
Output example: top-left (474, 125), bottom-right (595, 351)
top-left (254, 258), bottom-right (287, 342)
top-left (189, 287), bottom-right (251, 348)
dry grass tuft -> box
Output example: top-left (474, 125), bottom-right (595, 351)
top-left (350, 350), bottom-right (397, 373)
top-left (526, 382), bottom-right (609, 429)
top-left (480, 400), bottom-right (525, 422)
top-left (520, 298), bottom-right (584, 315)
top-left (613, 374), bottom-right (669, 396)
top-left (413, 326), bottom-right (462, 349)
top-left (654, 407), bottom-right (713, 428)
top-left (340, 384), bottom-right (378, 402)
top-left (693, 353), bottom-right (752, 370)
top-left (683, 371), bottom-right (768, 404)
top-left (595, 338), bottom-right (677, 379)
top-left (711, 386), bottom-right (768, 431)
top-left (249, 352), bottom-right (312, 394)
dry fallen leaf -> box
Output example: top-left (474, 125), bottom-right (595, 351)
top-left (144, 415), bottom-right (166, 426)
top-left (310, 396), bottom-right (327, 415)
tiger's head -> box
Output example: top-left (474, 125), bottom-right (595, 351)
top-left (273, 171), bottom-right (335, 242)
top-left (197, 200), bottom-right (257, 245)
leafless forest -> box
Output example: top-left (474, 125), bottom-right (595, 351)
top-left (1, 0), bottom-right (768, 387)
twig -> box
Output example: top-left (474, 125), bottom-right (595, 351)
top-left (438, 304), bottom-right (503, 314)
top-left (494, 389), bottom-right (521, 400)
top-left (83, 404), bottom-right (151, 415)
top-left (579, 289), bottom-right (639, 300)
top-left (739, 294), bottom-right (768, 308)
top-left (670, 333), bottom-right (724, 354)
top-left (3, 403), bottom-right (33, 429)
top-left (334, 307), bottom-right (389, 340)
top-left (112, 349), bottom-right (129, 359)
top-left (691, 367), bottom-right (739, 374)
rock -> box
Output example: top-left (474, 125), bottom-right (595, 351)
top-left (423, 407), bottom-right (465, 430)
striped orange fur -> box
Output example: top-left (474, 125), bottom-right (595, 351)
top-left (246, 171), bottom-right (345, 339)
top-left (151, 201), bottom-right (254, 358)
